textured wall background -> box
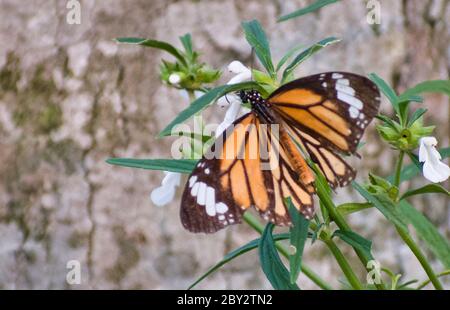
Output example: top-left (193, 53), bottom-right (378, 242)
top-left (0, 0), bottom-right (448, 289)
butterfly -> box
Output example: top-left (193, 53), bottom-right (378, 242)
top-left (181, 72), bottom-right (380, 233)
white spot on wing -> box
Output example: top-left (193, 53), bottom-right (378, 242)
top-left (191, 182), bottom-right (199, 196)
top-left (332, 73), bottom-right (344, 79)
top-left (205, 168), bottom-right (210, 175)
top-left (188, 176), bottom-right (197, 188)
top-left (337, 92), bottom-right (363, 109)
top-left (349, 106), bottom-right (359, 118)
top-left (322, 82), bottom-right (327, 87)
top-left (197, 182), bottom-right (207, 205)
top-left (215, 202), bottom-right (228, 214)
top-left (336, 83), bottom-right (355, 96)
top-left (205, 186), bottom-right (216, 216)
top-left (336, 78), bottom-right (350, 86)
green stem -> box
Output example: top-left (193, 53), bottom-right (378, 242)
top-left (323, 238), bottom-right (364, 290)
top-left (242, 212), bottom-right (333, 290)
top-left (393, 151), bottom-right (405, 187)
top-left (396, 226), bottom-right (443, 290)
top-left (416, 270), bottom-right (450, 290)
top-left (317, 188), bottom-right (386, 290)
top-left (392, 151), bottom-right (443, 290)
top-left (187, 90), bottom-right (196, 102)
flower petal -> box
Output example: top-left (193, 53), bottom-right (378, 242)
top-left (150, 172), bottom-right (181, 206)
top-left (151, 185), bottom-right (177, 207)
top-left (228, 60), bottom-right (248, 74)
top-left (423, 160), bottom-right (450, 183)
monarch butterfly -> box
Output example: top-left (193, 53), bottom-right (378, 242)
top-left (181, 72), bottom-right (380, 233)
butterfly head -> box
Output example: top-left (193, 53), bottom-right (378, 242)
top-left (239, 90), bottom-right (265, 107)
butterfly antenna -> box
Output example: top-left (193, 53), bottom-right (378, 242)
top-left (250, 47), bottom-right (255, 81)
top-left (224, 94), bottom-right (231, 104)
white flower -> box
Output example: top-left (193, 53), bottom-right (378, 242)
top-left (418, 137), bottom-right (450, 183)
top-left (169, 73), bottom-right (181, 84)
top-left (227, 60), bottom-right (252, 84)
top-left (215, 61), bottom-right (251, 136)
top-left (150, 171), bottom-right (181, 206)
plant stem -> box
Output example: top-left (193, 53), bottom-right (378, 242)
top-left (396, 226), bottom-right (443, 290)
top-left (392, 151), bottom-right (443, 290)
top-left (393, 151), bottom-right (405, 187)
top-left (317, 188), bottom-right (386, 290)
top-left (416, 270), bottom-right (450, 290)
top-left (242, 212), bottom-right (333, 290)
top-left (187, 90), bottom-right (196, 102)
top-left (323, 238), bottom-right (364, 290)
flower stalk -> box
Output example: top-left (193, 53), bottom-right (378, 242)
top-left (392, 151), bottom-right (444, 290)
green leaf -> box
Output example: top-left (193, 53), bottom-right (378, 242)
top-left (188, 233), bottom-right (290, 290)
top-left (276, 43), bottom-right (304, 72)
top-left (397, 80), bottom-right (450, 125)
top-left (278, 0), bottom-right (340, 22)
top-left (333, 230), bottom-right (373, 260)
top-left (158, 81), bottom-right (264, 137)
top-left (404, 95), bottom-right (424, 103)
top-left (375, 114), bottom-right (401, 131)
top-left (401, 184), bottom-right (449, 201)
top-left (407, 108), bottom-right (427, 127)
top-left (336, 202), bottom-right (373, 216)
top-left (241, 20), bottom-right (275, 77)
top-left (115, 37), bottom-right (186, 66)
top-left (106, 158), bottom-right (197, 174)
top-left (179, 33), bottom-right (193, 58)
top-left (399, 201), bottom-right (450, 268)
top-left (259, 223), bottom-right (300, 290)
top-left (397, 80), bottom-right (450, 103)
top-left (352, 182), bottom-right (408, 233)
top-left (287, 198), bottom-right (310, 284)
top-left (282, 37), bottom-right (340, 83)
top-left (368, 73), bottom-right (399, 112)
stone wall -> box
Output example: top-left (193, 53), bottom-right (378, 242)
top-left (0, 0), bottom-right (448, 289)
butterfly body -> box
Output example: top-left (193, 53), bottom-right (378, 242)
top-left (181, 72), bottom-right (380, 233)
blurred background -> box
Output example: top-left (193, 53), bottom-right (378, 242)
top-left (0, 0), bottom-right (448, 289)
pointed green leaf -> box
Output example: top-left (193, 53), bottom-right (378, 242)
top-left (106, 158), bottom-right (197, 174)
top-left (188, 233), bottom-right (290, 289)
top-left (333, 230), bottom-right (373, 260)
top-left (278, 0), bottom-right (340, 22)
top-left (399, 201), bottom-right (450, 268)
top-left (287, 198), bottom-right (310, 284)
top-left (282, 37), bottom-right (340, 83)
top-left (368, 73), bottom-right (399, 112)
top-left (397, 80), bottom-right (450, 103)
top-left (401, 184), bottom-right (449, 201)
top-left (241, 20), bottom-right (275, 77)
top-left (276, 43), bottom-right (305, 72)
top-left (158, 81), bottom-right (264, 137)
top-left (336, 202), bottom-right (373, 216)
top-left (180, 33), bottom-right (193, 58)
top-left (259, 223), bottom-right (300, 290)
top-left (352, 182), bottom-right (408, 233)
top-left (115, 37), bottom-right (186, 65)
top-left (407, 108), bottom-right (427, 127)
top-left (375, 114), bottom-right (401, 131)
